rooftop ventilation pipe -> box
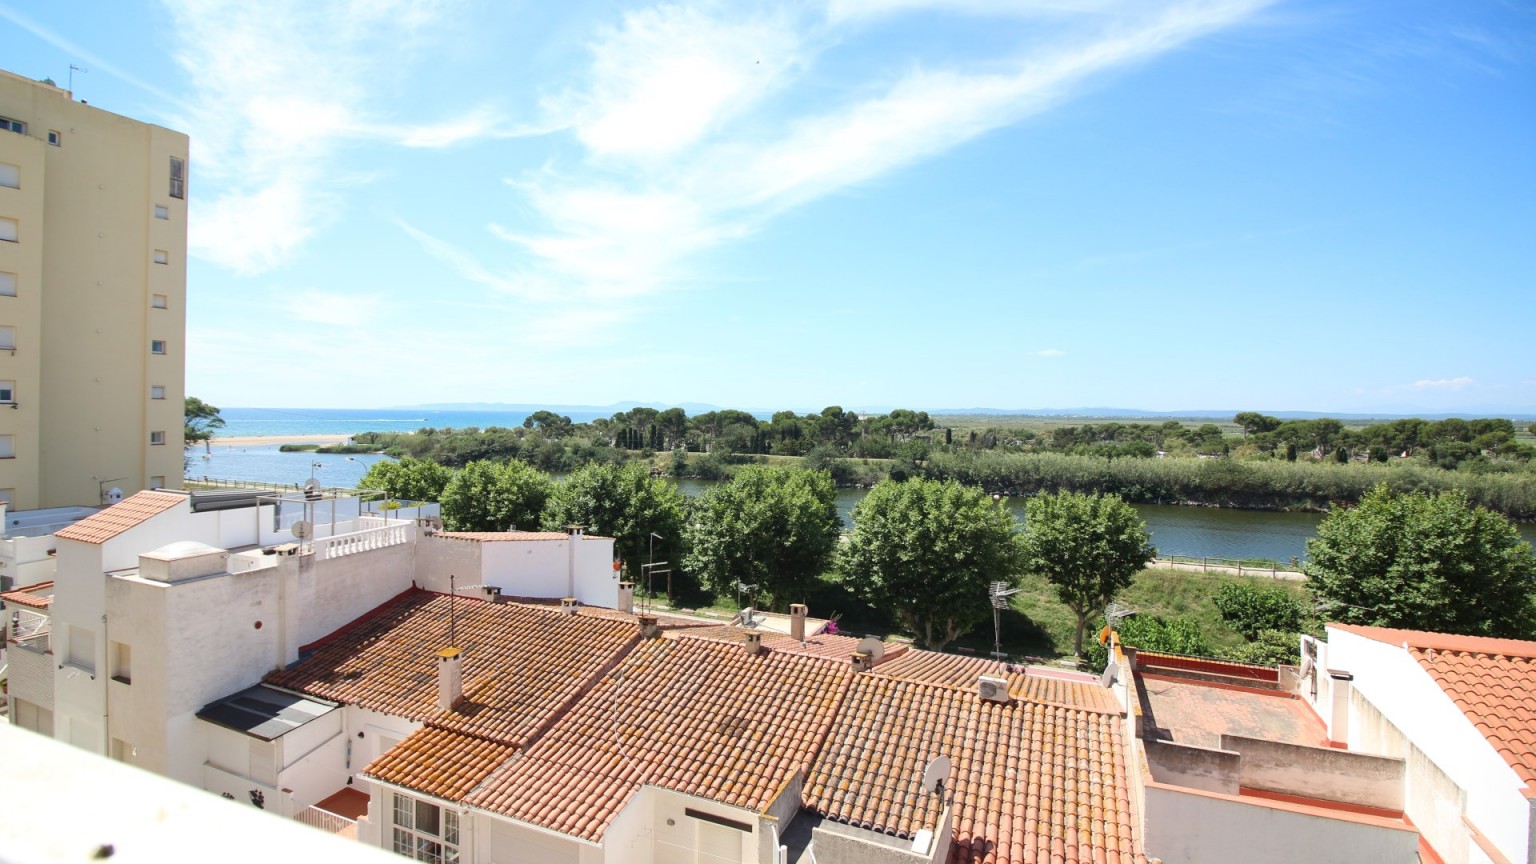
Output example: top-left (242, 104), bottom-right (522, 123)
top-left (745, 631), bottom-right (763, 655)
top-left (789, 604), bottom-right (808, 642)
top-left (560, 597), bottom-right (579, 616)
top-left (618, 582), bottom-right (635, 615)
top-left (637, 615), bottom-right (659, 640)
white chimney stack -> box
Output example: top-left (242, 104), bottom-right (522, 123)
top-left (437, 647), bottom-right (463, 711)
top-left (745, 631), bottom-right (764, 655)
top-left (618, 582), bottom-right (635, 614)
top-left (790, 603), bottom-right (808, 642)
top-left (560, 597), bottom-right (579, 616)
top-left (638, 615), bottom-right (659, 639)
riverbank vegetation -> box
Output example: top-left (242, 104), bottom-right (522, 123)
top-left (342, 406), bottom-right (1536, 519)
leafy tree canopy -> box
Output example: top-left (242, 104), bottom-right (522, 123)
top-left (439, 460), bottom-right (552, 533)
top-left (542, 462), bottom-right (686, 587)
top-left (840, 478), bottom-right (1025, 650)
top-left (1212, 582), bottom-right (1304, 641)
top-left (1305, 484), bottom-right (1536, 638)
top-left (357, 457), bottom-right (452, 503)
top-left (682, 466), bottom-right (839, 610)
top-left (185, 397), bottom-right (226, 446)
top-left (1020, 490), bottom-right (1155, 656)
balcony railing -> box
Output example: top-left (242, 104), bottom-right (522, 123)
top-left (294, 805), bottom-right (358, 840)
top-left (311, 521), bottom-right (413, 561)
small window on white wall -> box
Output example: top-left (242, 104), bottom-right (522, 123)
top-left (150, 340), bottom-right (166, 355)
top-left (0, 326), bottom-right (15, 350)
top-left (0, 218), bottom-right (16, 243)
top-left (150, 431), bottom-right (165, 445)
top-left (152, 294), bottom-right (167, 309)
top-left (0, 380), bottom-right (13, 402)
top-left (154, 204), bottom-right (168, 220)
top-left (47, 130), bottom-right (60, 146)
top-left (0, 162), bottom-right (17, 189)
top-left (151, 385), bottom-right (165, 400)
top-left (0, 435), bottom-right (13, 458)
top-left (149, 475), bottom-right (165, 489)
top-left (0, 272), bottom-right (15, 297)
top-left (68, 625), bottom-right (95, 673)
top-left (153, 249), bottom-right (168, 265)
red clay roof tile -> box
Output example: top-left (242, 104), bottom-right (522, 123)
top-left (364, 726), bottom-right (517, 801)
top-left (54, 491), bottom-right (185, 544)
top-left (878, 650), bottom-right (1120, 713)
top-left (0, 580), bottom-right (54, 609)
top-left (465, 636), bottom-right (854, 841)
top-left (1335, 624), bottom-right (1536, 790)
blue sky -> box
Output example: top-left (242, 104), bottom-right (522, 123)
top-left (4, 0), bottom-right (1533, 415)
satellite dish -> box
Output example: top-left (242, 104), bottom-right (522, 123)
top-left (1299, 655), bottom-right (1314, 677)
top-left (1099, 660), bottom-right (1119, 688)
top-left (291, 520), bottom-right (311, 539)
top-left (920, 755), bottom-right (951, 795)
top-left (856, 636), bottom-right (885, 664)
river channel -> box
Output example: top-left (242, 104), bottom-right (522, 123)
top-left (190, 444), bottom-right (1536, 564)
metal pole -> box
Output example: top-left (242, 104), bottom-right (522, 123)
top-left (449, 574), bottom-right (456, 647)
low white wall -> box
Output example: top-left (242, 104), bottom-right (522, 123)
top-left (1143, 782), bottom-right (1421, 864)
top-left (1144, 739), bottom-right (1241, 795)
top-left (1222, 734), bottom-right (1405, 811)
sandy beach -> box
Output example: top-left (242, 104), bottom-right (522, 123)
top-left (212, 434), bottom-right (354, 447)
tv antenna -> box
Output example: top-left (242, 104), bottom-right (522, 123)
top-left (69, 64), bottom-right (86, 94)
top-left (989, 581), bottom-right (1022, 661)
top-left (734, 582), bottom-right (760, 624)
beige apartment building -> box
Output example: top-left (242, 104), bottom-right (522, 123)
top-left (0, 69), bottom-right (186, 510)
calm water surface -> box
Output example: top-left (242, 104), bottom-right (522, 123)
top-left (192, 448), bottom-right (1536, 562)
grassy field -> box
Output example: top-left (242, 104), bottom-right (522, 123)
top-left (665, 566), bottom-right (1312, 664)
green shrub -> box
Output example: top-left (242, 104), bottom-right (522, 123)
top-left (1223, 629), bottom-right (1301, 665)
top-left (1212, 582), bottom-right (1304, 640)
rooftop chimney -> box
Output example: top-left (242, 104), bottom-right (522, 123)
top-left (745, 631), bottom-right (764, 655)
top-left (851, 651), bottom-right (873, 673)
top-left (482, 586), bottom-right (503, 603)
top-left (560, 597), bottom-right (579, 616)
top-left (438, 647), bottom-right (463, 711)
top-left (618, 582), bottom-right (635, 615)
top-left (790, 603), bottom-right (808, 642)
top-left (637, 615), bottom-right (659, 640)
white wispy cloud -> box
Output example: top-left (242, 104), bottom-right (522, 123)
top-left (0, 2), bottom-right (180, 102)
top-left (1031, 348), bottom-right (1067, 357)
top-left (1412, 376), bottom-right (1474, 390)
top-left (487, 0), bottom-right (1272, 328)
top-left (163, 0), bottom-right (531, 274)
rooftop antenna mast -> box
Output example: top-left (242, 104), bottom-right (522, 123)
top-left (989, 581), bottom-right (1022, 662)
top-left (69, 64), bottom-right (86, 95)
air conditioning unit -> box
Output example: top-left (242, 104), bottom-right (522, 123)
top-left (978, 675), bottom-right (1011, 704)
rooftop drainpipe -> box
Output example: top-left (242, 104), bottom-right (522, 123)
top-left (438, 647), bottom-right (463, 711)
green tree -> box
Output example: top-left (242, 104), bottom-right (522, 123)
top-left (840, 479), bottom-right (1025, 649)
top-left (542, 462), bottom-right (686, 585)
top-left (1212, 582), bottom-right (1303, 641)
top-left (439, 460), bottom-right (552, 532)
top-left (184, 397), bottom-right (226, 448)
top-left (357, 457), bottom-right (452, 502)
top-left (682, 466), bottom-right (840, 609)
top-left (1305, 485), bottom-right (1536, 637)
top-left (1020, 490), bottom-right (1155, 656)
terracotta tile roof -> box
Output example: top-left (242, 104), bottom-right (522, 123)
top-left (54, 491), bottom-right (185, 544)
top-left (878, 650), bottom-right (1120, 713)
top-left (0, 580), bottom-right (54, 609)
top-left (1333, 625), bottom-right (1536, 790)
top-left (805, 674), bottom-right (1141, 864)
top-left (434, 531), bottom-right (612, 542)
top-left (678, 625), bottom-right (910, 664)
top-left (267, 590), bottom-right (638, 744)
top-left (466, 636), bottom-right (854, 841)
top-left (364, 726), bottom-right (517, 801)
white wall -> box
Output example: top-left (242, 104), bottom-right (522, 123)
top-left (1142, 782), bottom-right (1421, 864)
top-left (483, 540), bottom-right (571, 601)
top-left (1326, 627), bottom-right (1531, 863)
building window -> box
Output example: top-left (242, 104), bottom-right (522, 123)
top-left (0, 435), bottom-right (12, 459)
top-left (152, 294), bottom-right (168, 309)
top-left (0, 217), bottom-right (16, 243)
top-left (151, 340), bottom-right (166, 355)
top-left (149, 475), bottom-right (165, 489)
top-left (0, 162), bottom-right (17, 189)
top-left (151, 385), bottom-right (165, 400)
top-left (169, 157), bottom-right (185, 199)
top-left (0, 117), bottom-right (24, 135)
top-left (150, 431), bottom-right (165, 445)
top-left (0, 380), bottom-right (13, 402)
top-left (153, 249), bottom-right (168, 265)
top-left (111, 641), bottom-right (132, 684)
top-left (0, 272), bottom-right (15, 296)
top-left (391, 794), bottom-right (459, 864)
top-left (0, 326), bottom-right (15, 350)
top-left (154, 204), bottom-right (168, 220)
top-left (0, 488), bottom-right (13, 505)
top-left (47, 130), bottom-right (60, 146)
